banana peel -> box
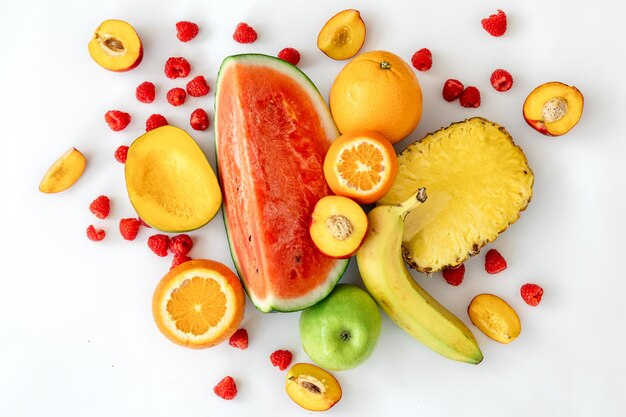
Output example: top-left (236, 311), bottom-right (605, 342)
top-left (356, 188), bottom-right (483, 364)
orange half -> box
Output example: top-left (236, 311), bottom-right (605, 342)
top-left (323, 131), bottom-right (398, 204)
top-left (152, 259), bottom-right (245, 349)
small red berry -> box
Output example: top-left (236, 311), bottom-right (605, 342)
top-left (490, 69), bottom-right (514, 92)
top-left (459, 86), bottom-right (481, 108)
top-left (481, 9), bottom-right (507, 37)
top-left (442, 79), bottom-right (464, 102)
top-left (119, 218), bottom-right (141, 241)
top-left (186, 76), bottom-right (210, 97)
top-left (520, 283), bottom-right (544, 306)
top-left (164, 57), bottom-right (191, 79)
top-left (135, 81), bottom-right (156, 103)
top-left (213, 376), bottom-right (237, 400)
top-left (89, 195), bottom-right (110, 219)
top-left (270, 349), bottom-right (293, 371)
top-left (138, 218), bottom-right (151, 228)
top-left (176, 21), bottom-right (199, 42)
top-left (166, 87), bottom-right (186, 106)
top-left (86, 225), bottom-right (105, 241)
top-left (114, 145), bottom-right (129, 163)
top-left (190, 108), bottom-right (210, 131)
top-left (233, 22), bottom-right (257, 44)
top-left (104, 110), bottom-right (131, 131)
top-left (442, 264), bottom-right (465, 286)
top-left (229, 328), bottom-right (249, 350)
top-left (169, 234), bottom-right (193, 255)
top-left (411, 48), bottom-right (432, 71)
top-left (278, 48), bottom-right (301, 66)
top-left (146, 114), bottom-right (168, 132)
top-left (485, 249), bottom-right (507, 274)
top-left (170, 254), bottom-right (192, 270)
top-left (148, 234), bottom-right (170, 257)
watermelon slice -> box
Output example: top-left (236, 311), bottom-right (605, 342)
top-left (214, 54), bottom-right (348, 312)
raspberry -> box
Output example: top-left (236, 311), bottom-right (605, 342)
top-left (485, 249), bottom-right (507, 274)
top-left (166, 87), bottom-right (186, 106)
top-left (86, 225), bottom-right (105, 241)
top-left (164, 57), bottom-right (191, 79)
top-left (89, 195), bottom-right (110, 219)
top-left (411, 48), bottom-right (432, 71)
top-left (176, 21), bottom-right (199, 42)
top-left (270, 349), bottom-right (292, 371)
top-left (481, 9), bottom-right (507, 37)
top-left (229, 328), bottom-right (249, 350)
top-left (442, 79), bottom-right (464, 102)
top-left (190, 108), bottom-right (210, 131)
top-left (233, 22), bottom-right (258, 44)
top-left (278, 48), bottom-right (301, 66)
top-left (170, 254), bottom-right (192, 270)
top-left (490, 69), bottom-right (514, 92)
top-left (138, 218), bottom-right (152, 228)
top-left (104, 110), bottom-right (131, 131)
top-left (459, 86), bottom-right (481, 108)
top-left (186, 76), bottom-right (210, 97)
top-left (169, 234), bottom-right (193, 255)
top-left (442, 264), bottom-right (465, 286)
top-left (148, 234), bottom-right (170, 257)
top-left (520, 283), bottom-right (544, 306)
top-left (114, 145), bottom-right (129, 163)
top-left (146, 114), bottom-right (168, 132)
top-left (213, 376), bottom-right (237, 400)
top-left (119, 218), bottom-right (141, 241)
top-left (135, 81), bottom-right (156, 103)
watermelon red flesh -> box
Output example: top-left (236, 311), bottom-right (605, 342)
top-left (215, 54), bottom-right (347, 312)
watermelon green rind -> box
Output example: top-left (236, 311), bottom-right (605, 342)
top-left (214, 53), bottom-right (348, 313)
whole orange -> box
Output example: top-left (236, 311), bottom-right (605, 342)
top-left (329, 50), bottom-right (423, 144)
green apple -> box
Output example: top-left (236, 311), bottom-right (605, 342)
top-left (299, 284), bottom-right (382, 371)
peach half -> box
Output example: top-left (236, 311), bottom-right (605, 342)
top-left (88, 19), bottom-right (143, 72)
top-left (285, 363), bottom-right (342, 411)
top-left (523, 81), bottom-right (584, 136)
top-left (468, 294), bottom-right (521, 344)
top-left (317, 9), bottom-right (366, 60)
top-left (39, 147), bottom-right (86, 193)
top-left (309, 195), bottom-right (368, 259)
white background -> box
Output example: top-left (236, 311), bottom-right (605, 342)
top-left (1, 0), bottom-right (625, 416)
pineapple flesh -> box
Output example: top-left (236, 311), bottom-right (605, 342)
top-left (378, 118), bottom-right (534, 273)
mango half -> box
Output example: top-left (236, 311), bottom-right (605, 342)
top-left (125, 125), bottom-right (222, 232)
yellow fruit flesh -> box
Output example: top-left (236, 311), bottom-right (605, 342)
top-left (125, 126), bottom-right (222, 232)
top-left (285, 363), bottom-right (342, 411)
top-left (317, 9), bottom-right (366, 60)
top-left (39, 147), bottom-right (86, 193)
top-left (468, 294), bottom-right (521, 344)
top-left (523, 82), bottom-right (584, 136)
top-left (88, 19), bottom-right (142, 71)
top-left (379, 118), bottom-right (533, 272)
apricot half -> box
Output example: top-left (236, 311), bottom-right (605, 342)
top-left (309, 195), bottom-right (368, 258)
top-left (125, 125), bottom-right (222, 232)
top-left (88, 19), bottom-right (143, 72)
top-left (468, 294), bottom-right (521, 344)
top-left (39, 147), bottom-right (86, 193)
top-left (523, 81), bottom-right (584, 136)
top-left (317, 9), bottom-right (366, 60)
top-left (285, 363), bottom-right (342, 411)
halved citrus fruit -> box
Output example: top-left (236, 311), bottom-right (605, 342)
top-left (152, 259), bottom-right (245, 349)
top-left (323, 131), bottom-right (398, 204)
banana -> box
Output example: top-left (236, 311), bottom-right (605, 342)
top-left (356, 188), bottom-right (483, 364)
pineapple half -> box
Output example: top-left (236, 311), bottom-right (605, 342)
top-left (378, 118), bottom-right (534, 273)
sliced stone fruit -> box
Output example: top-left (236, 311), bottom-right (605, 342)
top-left (378, 118), bottom-right (534, 273)
top-left (39, 147), bottom-right (86, 193)
top-left (468, 293), bottom-right (521, 344)
top-left (309, 196), bottom-right (368, 259)
top-left (285, 363), bottom-right (342, 411)
top-left (317, 9), bottom-right (366, 60)
top-left (88, 19), bottom-right (143, 72)
top-left (125, 125), bottom-right (221, 232)
top-left (523, 81), bottom-right (584, 136)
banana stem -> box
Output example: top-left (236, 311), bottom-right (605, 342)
top-left (396, 188), bottom-right (427, 220)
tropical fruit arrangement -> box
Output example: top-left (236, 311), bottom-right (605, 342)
top-left (40, 7), bottom-right (581, 412)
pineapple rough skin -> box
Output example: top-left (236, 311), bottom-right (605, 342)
top-left (379, 118), bottom-right (534, 273)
